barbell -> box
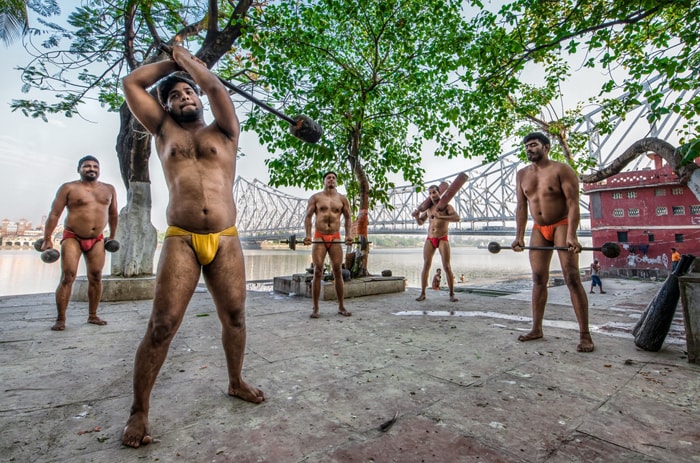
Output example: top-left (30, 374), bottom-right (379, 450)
top-left (486, 241), bottom-right (622, 259)
top-left (282, 234), bottom-right (371, 251)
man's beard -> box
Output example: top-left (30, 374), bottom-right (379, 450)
top-left (174, 107), bottom-right (202, 123)
top-left (526, 151), bottom-right (541, 162)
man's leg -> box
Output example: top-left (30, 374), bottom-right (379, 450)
top-left (328, 244), bottom-right (351, 316)
top-left (52, 240), bottom-right (82, 331)
top-left (519, 230), bottom-right (552, 342)
top-left (438, 242), bottom-right (458, 302)
top-left (554, 228), bottom-right (594, 352)
top-left (203, 236), bottom-right (265, 402)
top-left (310, 244), bottom-right (327, 318)
top-left (122, 237), bottom-right (200, 448)
top-left (84, 241), bottom-right (107, 325)
top-left (416, 241), bottom-right (436, 301)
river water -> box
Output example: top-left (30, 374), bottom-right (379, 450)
top-left (0, 245), bottom-right (593, 297)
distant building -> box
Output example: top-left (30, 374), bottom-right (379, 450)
top-left (1, 218), bottom-right (46, 248)
top-left (2, 218), bottom-right (36, 235)
top-left (583, 155), bottom-right (700, 277)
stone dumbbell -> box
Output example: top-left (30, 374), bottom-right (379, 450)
top-left (33, 238), bottom-right (60, 264)
top-left (104, 239), bottom-right (120, 252)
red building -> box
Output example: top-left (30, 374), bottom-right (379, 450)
top-left (584, 156), bottom-right (700, 277)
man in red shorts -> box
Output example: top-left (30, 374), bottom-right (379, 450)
top-left (41, 155), bottom-right (118, 331)
top-left (512, 132), bottom-right (593, 352)
top-left (304, 172), bottom-right (354, 318)
top-left (414, 184), bottom-right (460, 302)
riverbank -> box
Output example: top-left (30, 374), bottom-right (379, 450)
top-left (0, 247), bottom-right (547, 297)
top-left (1, 278), bottom-right (696, 462)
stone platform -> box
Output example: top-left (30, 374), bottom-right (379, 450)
top-left (273, 273), bottom-right (406, 300)
top-left (71, 275), bottom-right (156, 302)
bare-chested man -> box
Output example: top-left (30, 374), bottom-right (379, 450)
top-left (41, 155), bottom-right (118, 331)
top-left (512, 132), bottom-right (594, 352)
top-left (304, 171), bottom-right (353, 318)
top-left (413, 185), bottom-right (460, 302)
top-left (121, 45), bottom-right (264, 448)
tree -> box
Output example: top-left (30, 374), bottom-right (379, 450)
top-left (1, 0), bottom-right (60, 47)
top-left (11, 0), bottom-right (257, 277)
top-left (457, 0), bottom-right (699, 177)
top-left (239, 0), bottom-right (478, 276)
top-left (1, 0), bottom-right (28, 46)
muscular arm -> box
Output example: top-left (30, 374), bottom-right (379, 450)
top-left (107, 184), bottom-right (119, 241)
top-left (414, 211), bottom-right (427, 226)
top-left (43, 184), bottom-right (69, 249)
top-left (122, 60), bottom-right (179, 135)
top-left (172, 46), bottom-right (239, 139)
top-left (304, 196), bottom-right (317, 241)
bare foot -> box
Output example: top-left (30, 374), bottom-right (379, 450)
top-left (518, 331), bottom-right (543, 342)
top-left (577, 332), bottom-right (595, 352)
top-left (51, 319), bottom-right (66, 331)
top-left (88, 316), bottom-right (108, 326)
top-left (416, 294), bottom-right (426, 302)
top-left (229, 382), bottom-right (265, 403)
top-left (338, 308), bottom-right (352, 317)
top-left (600, 291), bottom-right (607, 294)
top-left (449, 295), bottom-right (459, 302)
top-left (122, 412), bottom-right (153, 448)
top-left (310, 310), bottom-right (320, 319)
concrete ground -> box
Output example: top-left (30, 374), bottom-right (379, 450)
top-left (1, 278), bottom-right (698, 463)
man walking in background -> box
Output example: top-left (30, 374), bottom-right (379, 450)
top-left (671, 247), bottom-right (681, 272)
top-left (590, 259), bottom-right (606, 294)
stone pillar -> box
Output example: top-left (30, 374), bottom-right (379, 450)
top-left (679, 261), bottom-right (699, 363)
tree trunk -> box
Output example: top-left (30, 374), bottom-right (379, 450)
top-left (111, 181), bottom-right (158, 277)
top-left (579, 137), bottom-right (700, 202)
top-left (347, 127), bottom-right (371, 277)
top-left (111, 104), bottom-right (158, 277)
